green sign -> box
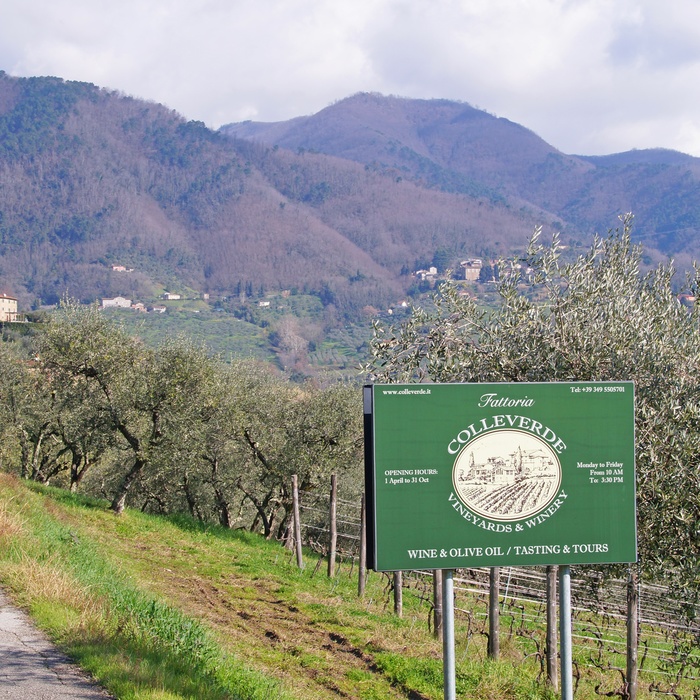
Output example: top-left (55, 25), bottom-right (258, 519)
top-left (364, 382), bottom-right (637, 571)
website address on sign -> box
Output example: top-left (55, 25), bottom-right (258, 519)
top-left (382, 388), bottom-right (432, 395)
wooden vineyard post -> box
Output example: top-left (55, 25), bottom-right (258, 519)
top-left (394, 571), bottom-right (403, 617)
top-left (488, 567), bottom-right (500, 659)
top-left (433, 570), bottom-right (444, 638)
top-left (327, 474), bottom-right (337, 578)
top-left (358, 492), bottom-right (367, 596)
top-left (292, 475), bottom-right (304, 569)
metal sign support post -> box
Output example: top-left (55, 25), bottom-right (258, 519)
top-left (442, 569), bottom-right (456, 700)
top-left (559, 565), bottom-right (573, 700)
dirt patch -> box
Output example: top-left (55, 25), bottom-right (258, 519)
top-left (157, 572), bottom-right (404, 699)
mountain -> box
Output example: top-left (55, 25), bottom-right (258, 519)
top-left (223, 93), bottom-right (700, 268)
top-left (224, 93), bottom-right (576, 199)
top-left (2, 75), bottom-right (700, 321)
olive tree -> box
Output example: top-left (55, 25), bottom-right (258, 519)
top-left (0, 339), bottom-right (76, 483)
top-left (38, 300), bottom-right (216, 513)
top-left (365, 215), bottom-right (700, 597)
top-left (33, 300), bottom-right (363, 529)
top-left (205, 361), bottom-right (363, 539)
top-left (53, 384), bottom-right (114, 492)
top-left (136, 355), bottom-right (364, 537)
top-left (167, 359), bottom-right (255, 528)
top-left (0, 329), bottom-right (118, 489)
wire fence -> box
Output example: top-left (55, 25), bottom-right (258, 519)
top-left (297, 483), bottom-right (700, 694)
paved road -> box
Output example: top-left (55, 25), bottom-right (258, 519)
top-left (0, 589), bottom-right (114, 699)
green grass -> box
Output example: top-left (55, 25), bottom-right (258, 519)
top-left (105, 307), bottom-right (273, 361)
top-left (0, 477), bottom-right (288, 699)
top-left (103, 301), bottom-right (374, 379)
top-left (1, 473), bottom-right (698, 699)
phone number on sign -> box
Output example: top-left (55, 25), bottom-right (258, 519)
top-left (570, 385), bottom-right (626, 394)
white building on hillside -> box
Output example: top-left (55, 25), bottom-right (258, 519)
top-left (460, 258), bottom-right (483, 281)
top-left (0, 293), bottom-right (19, 321)
top-left (101, 296), bottom-right (132, 309)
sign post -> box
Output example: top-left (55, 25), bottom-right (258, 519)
top-left (559, 565), bottom-right (573, 700)
top-left (364, 382), bottom-right (636, 699)
top-left (442, 570), bottom-right (455, 700)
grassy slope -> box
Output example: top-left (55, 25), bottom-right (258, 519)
top-left (2, 473), bottom-right (690, 699)
top-left (0, 474), bottom-right (548, 699)
top-left (103, 299), bottom-right (376, 377)
top-left (103, 307), bottom-right (273, 362)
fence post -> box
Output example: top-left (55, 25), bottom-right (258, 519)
top-left (327, 474), bottom-right (337, 578)
top-left (488, 567), bottom-right (500, 659)
top-left (284, 497), bottom-right (294, 552)
top-left (546, 565), bottom-right (558, 690)
top-left (358, 492), bottom-right (367, 596)
top-left (626, 564), bottom-right (639, 700)
top-left (394, 571), bottom-right (403, 617)
top-left (292, 475), bottom-right (304, 569)
top-left (433, 569), bottom-right (443, 638)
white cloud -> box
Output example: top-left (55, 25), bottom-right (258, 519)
top-left (1, 0), bottom-right (700, 155)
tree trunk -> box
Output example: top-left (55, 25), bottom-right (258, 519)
top-left (182, 472), bottom-right (198, 518)
top-left (276, 507), bottom-right (292, 541)
top-left (19, 439), bottom-right (29, 479)
top-left (213, 485), bottom-right (233, 527)
top-left (237, 480), bottom-right (275, 537)
top-left (111, 459), bottom-right (145, 514)
top-left (69, 451), bottom-right (88, 492)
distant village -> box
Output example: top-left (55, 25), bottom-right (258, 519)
top-left (94, 265), bottom-right (205, 314)
top-left (415, 257), bottom-right (485, 283)
top-left (2, 258), bottom-right (696, 323)
top-left (100, 259), bottom-right (497, 317)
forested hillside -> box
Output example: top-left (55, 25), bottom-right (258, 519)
top-left (0, 73), bottom-right (545, 320)
top-left (3, 73), bottom-right (700, 329)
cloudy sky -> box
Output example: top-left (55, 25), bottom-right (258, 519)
top-left (3, 0), bottom-right (700, 156)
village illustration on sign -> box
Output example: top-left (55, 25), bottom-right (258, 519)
top-left (452, 430), bottom-right (562, 522)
